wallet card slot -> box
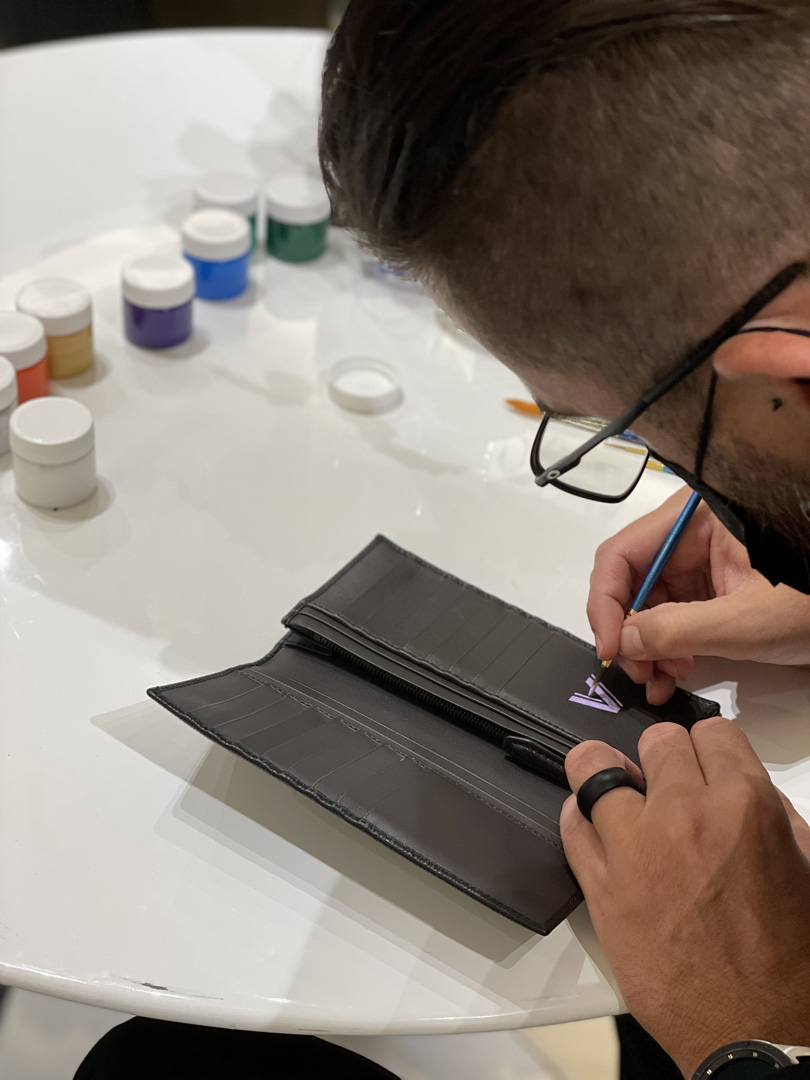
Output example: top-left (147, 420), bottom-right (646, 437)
top-left (247, 655), bottom-right (567, 837)
top-left (287, 608), bottom-right (574, 756)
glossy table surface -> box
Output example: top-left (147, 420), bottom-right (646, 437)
top-left (1, 29), bottom-right (808, 1035)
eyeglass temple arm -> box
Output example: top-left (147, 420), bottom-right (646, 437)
top-left (534, 262), bottom-right (805, 486)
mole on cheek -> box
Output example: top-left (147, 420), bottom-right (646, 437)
top-left (772, 398), bottom-right (784, 412)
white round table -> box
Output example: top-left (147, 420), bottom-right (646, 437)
top-left (1, 29), bottom-right (808, 1035)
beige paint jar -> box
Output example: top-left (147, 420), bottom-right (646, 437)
top-left (10, 397), bottom-right (96, 509)
top-left (16, 279), bottom-right (93, 378)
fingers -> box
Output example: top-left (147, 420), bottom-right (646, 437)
top-left (587, 559), bottom-right (632, 662)
top-left (644, 669), bottom-right (677, 707)
top-left (560, 794), bottom-right (606, 885)
top-left (614, 658), bottom-right (688, 706)
top-left (618, 591), bottom-right (801, 665)
top-left (689, 716), bottom-right (771, 786)
top-left (657, 657), bottom-right (695, 681)
top-left (564, 741), bottom-right (646, 833)
top-left (637, 723), bottom-right (706, 795)
top-left (587, 489), bottom-right (695, 661)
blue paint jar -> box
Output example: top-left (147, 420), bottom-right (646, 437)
top-left (181, 209), bottom-right (251, 300)
top-left (121, 256), bottom-right (195, 349)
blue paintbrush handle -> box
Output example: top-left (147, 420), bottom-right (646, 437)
top-left (629, 491), bottom-right (702, 614)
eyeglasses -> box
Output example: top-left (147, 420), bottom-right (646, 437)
top-left (529, 262), bottom-right (806, 503)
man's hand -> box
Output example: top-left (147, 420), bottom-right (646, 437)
top-left (561, 719), bottom-right (810, 1078)
top-left (588, 487), bottom-right (810, 705)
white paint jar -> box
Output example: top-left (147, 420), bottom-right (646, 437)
top-left (0, 355), bottom-right (18, 455)
top-left (10, 397), bottom-right (97, 509)
top-left (194, 173), bottom-right (259, 249)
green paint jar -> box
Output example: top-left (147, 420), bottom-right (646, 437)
top-left (194, 173), bottom-right (259, 251)
top-left (265, 175), bottom-right (331, 263)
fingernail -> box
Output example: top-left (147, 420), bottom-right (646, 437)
top-left (620, 625), bottom-right (643, 658)
top-left (594, 634), bottom-right (603, 659)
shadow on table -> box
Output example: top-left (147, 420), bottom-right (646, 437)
top-left (93, 700), bottom-right (542, 968)
top-left (684, 656), bottom-right (810, 767)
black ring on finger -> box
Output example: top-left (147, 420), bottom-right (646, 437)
top-left (576, 766), bottom-right (644, 823)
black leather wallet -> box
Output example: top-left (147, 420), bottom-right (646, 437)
top-left (148, 536), bottom-right (720, 935)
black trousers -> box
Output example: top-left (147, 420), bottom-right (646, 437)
top-left (74, 1018), bottom-right (399, 1080)
top-left (615, 1014), bottom-right (682, 1080)
top-left (74, 1012), bottom-right (683, 1080)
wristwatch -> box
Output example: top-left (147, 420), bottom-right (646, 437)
top-left (692, 1041), bottom-right (810, 1078)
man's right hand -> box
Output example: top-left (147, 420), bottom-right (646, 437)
top-left (587, 487), bottom-right (810, 705)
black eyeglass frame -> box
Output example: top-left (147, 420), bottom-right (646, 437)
top-left (530, 262), bottom-right (807, 503)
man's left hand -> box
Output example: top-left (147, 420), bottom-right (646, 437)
top-left (561, 718), bottom-right (810, 1078)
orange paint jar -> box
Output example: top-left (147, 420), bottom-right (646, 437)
top-left (17, 279), bottom-right (93, 378)
top-left (0, 312), bottom-right (48, 403)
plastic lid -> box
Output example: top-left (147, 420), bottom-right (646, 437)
top-left (121, 256), bottom-right (196, 310)
top-left (10, 396), bottom-right (94, 465)
top-left (16, 278), bottom-right (92, 336)
top-left (194, 172), bottom-right (258, 217)
top-left (265, 174), bottom-right (331, 226)
top-left (0, 355), bottom-right (18, 412)
top-left (0, 312), bottom-right (47, 371)
top-left (327, 358), bottom-right (403, 414)
top-left (181, 209), bottom-right (251, 262)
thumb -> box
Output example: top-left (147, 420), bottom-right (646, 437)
top-left (618, 594), bottom-right (770, 663)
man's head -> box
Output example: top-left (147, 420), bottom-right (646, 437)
top-left (320, 0), bottom-right (810, 580)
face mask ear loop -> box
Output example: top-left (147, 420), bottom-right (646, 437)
top-left (694, 370), bottom-right (719, 482)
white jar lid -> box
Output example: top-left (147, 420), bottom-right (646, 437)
top-left (265, 174), bottom-right (331, 226)
top-left (0, 312), bottom-right (47, 371)
top-left (16, 278), bottom-right (92, 336)
top-left (327, 358), bottom-right (403, 414)
top-left (10, 396), bottom-right (94, 466)
top-left (0, 355), bottom-right (18, 412)
top-left (121, 256), bottom-right (196, 310)
top-left (194, 172), bottom-right (259, 217)
top-left (181, 209), bottom-right (251, 262)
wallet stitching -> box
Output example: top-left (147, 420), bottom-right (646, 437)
top-left (240, 669), bottom-right (564, 851)
top-left (289, 535), bottom-right (588, 650)
top-left (151, 685), bottom-right (577, 934)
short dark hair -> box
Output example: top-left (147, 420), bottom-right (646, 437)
top-left (320, 1), bottom-right (810, 387)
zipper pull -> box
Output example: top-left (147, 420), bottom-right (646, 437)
top-left (502, 735), bottom-right (570, 789)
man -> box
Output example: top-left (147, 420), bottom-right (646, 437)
top-left (317, 2), bottom-right (810, 1077)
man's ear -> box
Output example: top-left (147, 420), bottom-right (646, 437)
top-left (714, 325), bottom-right (810, 381)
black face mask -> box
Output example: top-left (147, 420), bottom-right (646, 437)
top-left (654, 329), bottom-right (810, 595)
top-left (653, 454), bottom-right (810, 594)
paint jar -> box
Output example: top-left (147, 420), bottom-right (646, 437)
top-left (0, 356), bottom-right (18, 455)
top-left (10, 397), bottom-right (96, 509)
top-left (181, 209), bottom-right (251, 300)
top-left (122, 256), bottom-right (195, 349)
top-left (265, 175), bottom-right (331, 263)
top-left (0, 312), bottom-right (48, 403)
top-left (194, 173), bottom-right (259, 250)
top-left (16, 278), bottom-right (93, 378)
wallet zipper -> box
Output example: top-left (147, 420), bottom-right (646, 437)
top-left (294, 631), bottom-right (570, 788)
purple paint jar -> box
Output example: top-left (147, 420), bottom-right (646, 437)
top-left (121, 256), bottom-right (195, 349)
